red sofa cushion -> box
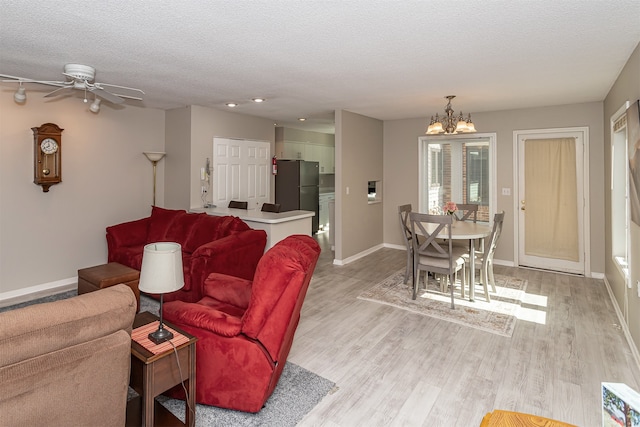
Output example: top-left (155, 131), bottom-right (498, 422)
top-left (109, 245), bottom-right (145, 271)
top-left (146, 206), bottom-right (186, 243)
top-left (184, 215), bottom-right (251, 253)
top-left (164, 212), bottom-right (205, 250)
top-left (203, 273), bottom-right (253, 310)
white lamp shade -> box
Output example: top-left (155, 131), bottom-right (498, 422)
top-left (144, 151), bottom-right (166, 162)
top-left (138, 242), bottom-right (184, 294)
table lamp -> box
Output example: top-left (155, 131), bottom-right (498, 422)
top-left (138, 242), bottom-right (184, 344)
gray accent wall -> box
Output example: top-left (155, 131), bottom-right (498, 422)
top-left (335, 110), bottom-right (384, 261)
top-left (382, 102), bottom-right (605, 274)
top-left (0, 94), bottom-right (165, 296)
top-left (604, 42), bottom-right (640, 357)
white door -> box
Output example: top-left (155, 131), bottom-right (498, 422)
top-left (213, 138), bottom-right (270, 209)
top-left (516, 129), bottom-right (587, 274)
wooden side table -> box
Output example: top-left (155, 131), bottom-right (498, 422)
top-left (126, 312), bottom-right (197, 427)
top-left (78, 262), bottom-right (141, 312)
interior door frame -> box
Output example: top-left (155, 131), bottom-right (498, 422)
top-left (513, 127), bottom-right (590, 276)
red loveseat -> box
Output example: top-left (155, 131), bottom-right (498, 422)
top-left (162, 235), bottom-right (321, 412)
top-left (106, 206), bottom-right (267, 303)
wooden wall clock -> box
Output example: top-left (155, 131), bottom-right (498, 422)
top-left (32, 123), bottom-right (64, 192)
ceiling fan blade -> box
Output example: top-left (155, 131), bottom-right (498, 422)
top-left (44, 86), bottom-right (73, 98)
top-left (98, 82), bottom-right (145, 95)
top-left (89, 87), bottom-right (124, 104)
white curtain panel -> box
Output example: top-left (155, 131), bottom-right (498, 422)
top-left (524, 138), bottom-right (579, 262)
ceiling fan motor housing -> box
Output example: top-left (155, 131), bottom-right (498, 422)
top-left (63, 64), bottom-right (95, 82)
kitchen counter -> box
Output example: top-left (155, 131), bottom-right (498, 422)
top-left (190, 207), bottom-right (315, 249)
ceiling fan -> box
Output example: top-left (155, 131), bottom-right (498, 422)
top-left (0, 64), bottom-right (144, 111)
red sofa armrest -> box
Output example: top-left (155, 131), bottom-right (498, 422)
top-left (163, 300), bottom-right (242, 337)
top-left (106, 217), bottom-right (150, 257)
top-left (203, 273), bottom-right (253, 309)
top-left (189, 229), bottom-right (266, 296)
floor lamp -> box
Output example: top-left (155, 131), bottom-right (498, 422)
top-left (138, 242), bottom-right (184, 344)
top-left (143, 152), bottom-right (166, 206)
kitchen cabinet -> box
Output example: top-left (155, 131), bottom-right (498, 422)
top-left (319, 192), bottom-right (334, 231)
top-left (275, 141), bottom-right (334, 174)
top-left (276, 141), bottom-right (305, 160)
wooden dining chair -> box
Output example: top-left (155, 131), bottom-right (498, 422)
top-left (455, 203), bottom-right (479, 222)
top-left (261, 203), bottom-right (281, 213)
top-left (398, 204), bottom-right (415, 284)
top-left (228, 200), bottom-right (248, 209)
top-left (409, 212), bottom-right (467, 308)
top-left (464, 211), bottom-right (505, 302)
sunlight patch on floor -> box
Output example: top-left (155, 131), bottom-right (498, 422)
top-left (417, 281), bottom-right (548, 325)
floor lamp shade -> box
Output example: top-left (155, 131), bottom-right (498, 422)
top-left (138, 242), bottom-right (184, 344)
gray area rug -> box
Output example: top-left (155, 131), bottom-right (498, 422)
top-left (138, 295), bottom-right (335, 426)
top-left (358, 269), bottom-right (528, 337)
top-left (2, 290), bottom-right (335, 426)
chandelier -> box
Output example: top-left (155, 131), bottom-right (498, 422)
top-left (426, 95), bottom-right (476, 135)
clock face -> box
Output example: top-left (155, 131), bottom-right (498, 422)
top-left (41, 138), bottom-right (58, 155)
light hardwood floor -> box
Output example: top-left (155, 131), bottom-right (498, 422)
top-left (289, 233), bottom-right (640, 426)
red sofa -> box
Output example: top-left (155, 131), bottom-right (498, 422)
top-left (162, 235), bottom-right (321, 412)
top-left (106, 206), bottom-right (267, 303)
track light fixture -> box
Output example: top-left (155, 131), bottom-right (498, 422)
top-left (13, 84), bottom-right (26, 104)
top-left (89, 98), bottom-right (101, 113)
top-left (1, 64), bottom-right (145, 114)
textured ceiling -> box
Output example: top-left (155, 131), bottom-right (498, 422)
top-left (1, 0), bottom-right (639, 133)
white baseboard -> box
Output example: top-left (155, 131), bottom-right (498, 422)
top-left (0, 277), bottom-right (76, 308)
top-left (384, 243), bottom-right (405, 251)
top-left (603, 275), bottom-right (640, 373)
top-left (333, 243), bottom-right (386, 266)
top-left (492, 259), bottom-right (515, 267)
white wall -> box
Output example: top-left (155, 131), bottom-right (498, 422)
top-left (0, 91), bottom-right (165, 298)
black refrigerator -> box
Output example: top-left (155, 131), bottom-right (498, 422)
top-left (275, 160), bottom-right (319, 234)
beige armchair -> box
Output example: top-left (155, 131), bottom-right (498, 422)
top-left (0, 284), bottom-right (136, 427)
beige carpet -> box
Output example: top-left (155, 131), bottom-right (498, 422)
top-left (357, 269), bottom-right (527, 337)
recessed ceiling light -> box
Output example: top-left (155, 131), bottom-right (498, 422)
top-left (298, 118), bottom-right (307, 121)
top-left (251, 98), bottom-right (266, 103)
top-left (225, 102), bottom-right (238, 107)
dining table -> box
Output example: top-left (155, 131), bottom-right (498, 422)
top-left (422, 219), bottom-right (492, 301)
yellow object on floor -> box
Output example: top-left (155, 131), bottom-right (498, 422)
top-left (479, 410), bottom-right (577, 427)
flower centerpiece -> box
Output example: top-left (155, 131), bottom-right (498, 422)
top-left (443, 201), bottom-right (458, 215)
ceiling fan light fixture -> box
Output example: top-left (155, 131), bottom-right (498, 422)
top-left (89, 98), bottom-right (101, 113)
top-left (13, 85), bottom-right (26, 104)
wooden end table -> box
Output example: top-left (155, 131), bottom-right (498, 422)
top-left (126, 311), bottom-right (197, 427)
top-left (78, 262), bottom-right (141, 312)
